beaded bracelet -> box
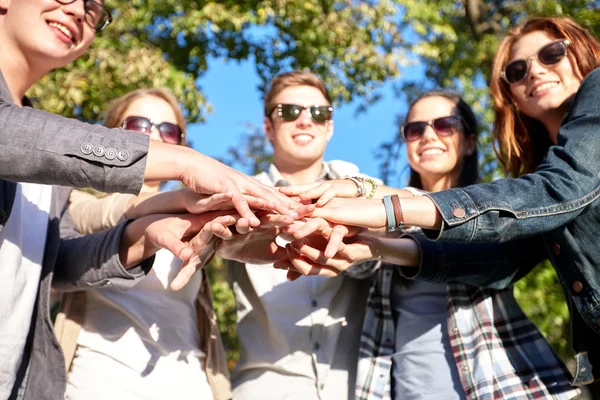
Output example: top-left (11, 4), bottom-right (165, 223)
top-left (361, 177), bottom-right (378, 199)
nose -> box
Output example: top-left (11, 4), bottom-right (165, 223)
top-left (527, 57), bottom-right (548, 80)
top-left (296, 108), bottom-right (313, 126)
top-left (60, 0), bottom-right (86, 24)
top-left (421, 124), bottom-right (438, 141)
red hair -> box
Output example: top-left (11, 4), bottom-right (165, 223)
top-left (490, 17), bottom-right (600, 176)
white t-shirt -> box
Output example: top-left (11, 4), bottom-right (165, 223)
top-left (0, 183), bottom-right (52, 398)
top-left (66, 249), bottom-right (212, 399)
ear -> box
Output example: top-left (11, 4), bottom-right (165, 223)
top-left (263, 116), bottom-right (275, 143)
top-left (326, 120), bottom-right (334, 142)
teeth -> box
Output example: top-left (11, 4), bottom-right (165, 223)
top-left (421, 148), bottom-right (443, 155)
top-left (532, 82), bottom-right (558, 96)
top-left (294, 134), bottom-right (313, 142)
top-left (49, 22), bottom-right (73, 41)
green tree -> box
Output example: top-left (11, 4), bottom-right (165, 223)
top-left (29, 0), bottom-right (410, 122)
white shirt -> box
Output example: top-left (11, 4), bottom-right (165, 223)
top-left (0, 183), bottom-right (52, 398)
top-left (67, 249), bottom-right (212, 399)
top-left (230, 161), bottom-right (380, 400)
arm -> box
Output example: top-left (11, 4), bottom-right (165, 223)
top-left (0, 98), bottom-right (295, 221)
top-left (68, 190), bottom-right (134, 234)
top-left (413, 67), bottom-right (600, 242)
top-left (285, 230), bottom-right (545, 290)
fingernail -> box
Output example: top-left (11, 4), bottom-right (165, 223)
top-left (290, 241), bottom-right (301, 249)
top-left (251, 217), bottom-right (261, 226)
top-left (180, 247), bottom-right (193, 259)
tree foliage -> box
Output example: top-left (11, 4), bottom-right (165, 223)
top-left (29, 0), bottom-right (408, 122)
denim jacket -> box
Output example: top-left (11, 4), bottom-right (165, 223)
top-left (419, 67), bottom-right (600, 385)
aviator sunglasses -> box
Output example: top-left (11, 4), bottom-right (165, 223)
top-left (273, 104), bottom-right (333, 124)
top-left (501, 39), bottom-right (571, 84)
top-left (401, 116), bottom-right (462, 142)
top-left (122, 116), bottom-right (185, 145)
top-left (55, 0), bottom-right (113, 32)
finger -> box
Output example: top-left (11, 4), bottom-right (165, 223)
top-left (235, 218), bottom-right (253, 235)
top-left (315, 189), bottom-right (338, 206)
top-left (170, 255), bottom-right (201, 291)
top-left (246, 181), bottom-right (298, 218)
top-left (259, 213), bottom-right (295, 228)
top-left (287, 270), bottom-right (303, 281)
top-left (231, 192), bottom-right (261, 226)
top-left (188, 192), bottom-right (235, 213)
top-left (278, 182), bottom-right (322, 196)
top-left (297, 184), bottom-right (331, 201)
top-left (287, 248), bottom-right (339, 278)
top-left (292, 203), bottom-right (316, 218)
top-left (324, 225), bottom-right (349, 258)
top-left (289, 241), bottom-right (329, 264)
top-left (153, 229), bottom-right (194, 261)
top-left (293, 218), bottom-right (328, 239)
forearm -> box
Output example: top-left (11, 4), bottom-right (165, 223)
top-left (0, 100), bottom-right (148, 193)
top-left (125, 190), bottom-right (187, 219)
top-left (118, 215), bottom-right (167, 268)
top-left (369, 236), bottom-right (420, 267)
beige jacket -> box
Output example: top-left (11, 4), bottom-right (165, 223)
top-left (54, 190), bottom-right (231, 400)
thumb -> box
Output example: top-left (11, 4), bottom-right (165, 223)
top-left (154, 230), bottom-right (193, 261)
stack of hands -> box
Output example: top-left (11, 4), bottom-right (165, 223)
top-left (124, 176), bottom-right (400, 291)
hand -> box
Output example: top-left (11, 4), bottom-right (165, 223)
top-left (170, 214), bottom-right (240, 291)
top-left (180, 189), bottom-right (289, 215)
top-left (275, 234), bottom-right (378, 279)
top-left (298, 197), bottom-right (387, 230)
top-left (215, 213), bottom-right (296, 265)
top-left (279, 179), bottom-right (361, 206)
top-left (284, 217), bottom-right (361, 258)
top-left (146, 143), bottom-right (298, 224)
top-left (119, 211), bottom-right (238, 288)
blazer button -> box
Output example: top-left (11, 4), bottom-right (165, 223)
top-left (105, 148), bottom-right (117, 160)
top-left (117, 150), bottom-right (130, 161)
top-left (552, 243), bottom-right (561, 255)
top-left (80, 142), bottom-right (93, 155)
top-left (453, 208), bottom-right (466, 218)
top-left (93, 145), bottom-right (106, 157)
top-left (573, 281), bottom-right (583, 293)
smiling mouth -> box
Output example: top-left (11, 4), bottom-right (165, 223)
top-left (420, 148), bottom-right (444, 156)
top-left (530, 82), bottom-right (559, 97)
top-left (48, 21), bottom-right (76, 43)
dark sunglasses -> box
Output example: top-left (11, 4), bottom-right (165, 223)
top-left (401, 116), bottom-right (462, 142)
top-left (501, 39), bottom-right (571, 84)
top-left (55, 0), bottom-right (112, 32)
top-left (122, 116), bottom-right (184, 145)
top-left (274, 104), bottom-right (333, 124)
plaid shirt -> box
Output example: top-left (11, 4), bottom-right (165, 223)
top-left (354, 262), bottom-right (580, 400)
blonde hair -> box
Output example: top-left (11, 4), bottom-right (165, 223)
top-left (490, 17), bottom-right (600, 176)
top-left (263, 70), bottom-right (331, 117)
top-left (103, 87), bottom-right (187, 145)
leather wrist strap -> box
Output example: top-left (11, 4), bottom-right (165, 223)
top-left (390, 194), bottom-right (405, 230)
top-left (382, 195), bottom-right (397, 232)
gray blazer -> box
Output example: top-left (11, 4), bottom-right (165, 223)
top-left (0, 72), bottom-right (154, 400)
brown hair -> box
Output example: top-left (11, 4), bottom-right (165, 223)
top-left (405, 91), bottom-right (480, 189)
top-left (103, 87), bottom-right (187, 145)
top-left (491, 17), bottom-right (600, 176)
top-left (263, 70), bottom-right (331, 117)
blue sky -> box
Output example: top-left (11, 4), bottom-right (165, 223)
top-left (186, 58), bottom-right (423, 185)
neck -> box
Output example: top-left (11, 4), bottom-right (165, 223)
top-left (542, 101), bottom-right (572, 145)
top-left (420, 173), bottom-right (457, 192)
top-left (274, 157), bottom-right (324, 185)
top-left (0, 43), bottom-right (45, 106)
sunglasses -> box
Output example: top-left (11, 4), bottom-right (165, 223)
top-left (274, 104), bottom-right (333, 124)
top-left (501, 39), bottom-right (571, 84)
top-left (122, 116), bottom-right (184, 145)
top-left (401, 116), bottom-right (462, 142)
top-left (55, 0), bottom-right (112, 32)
